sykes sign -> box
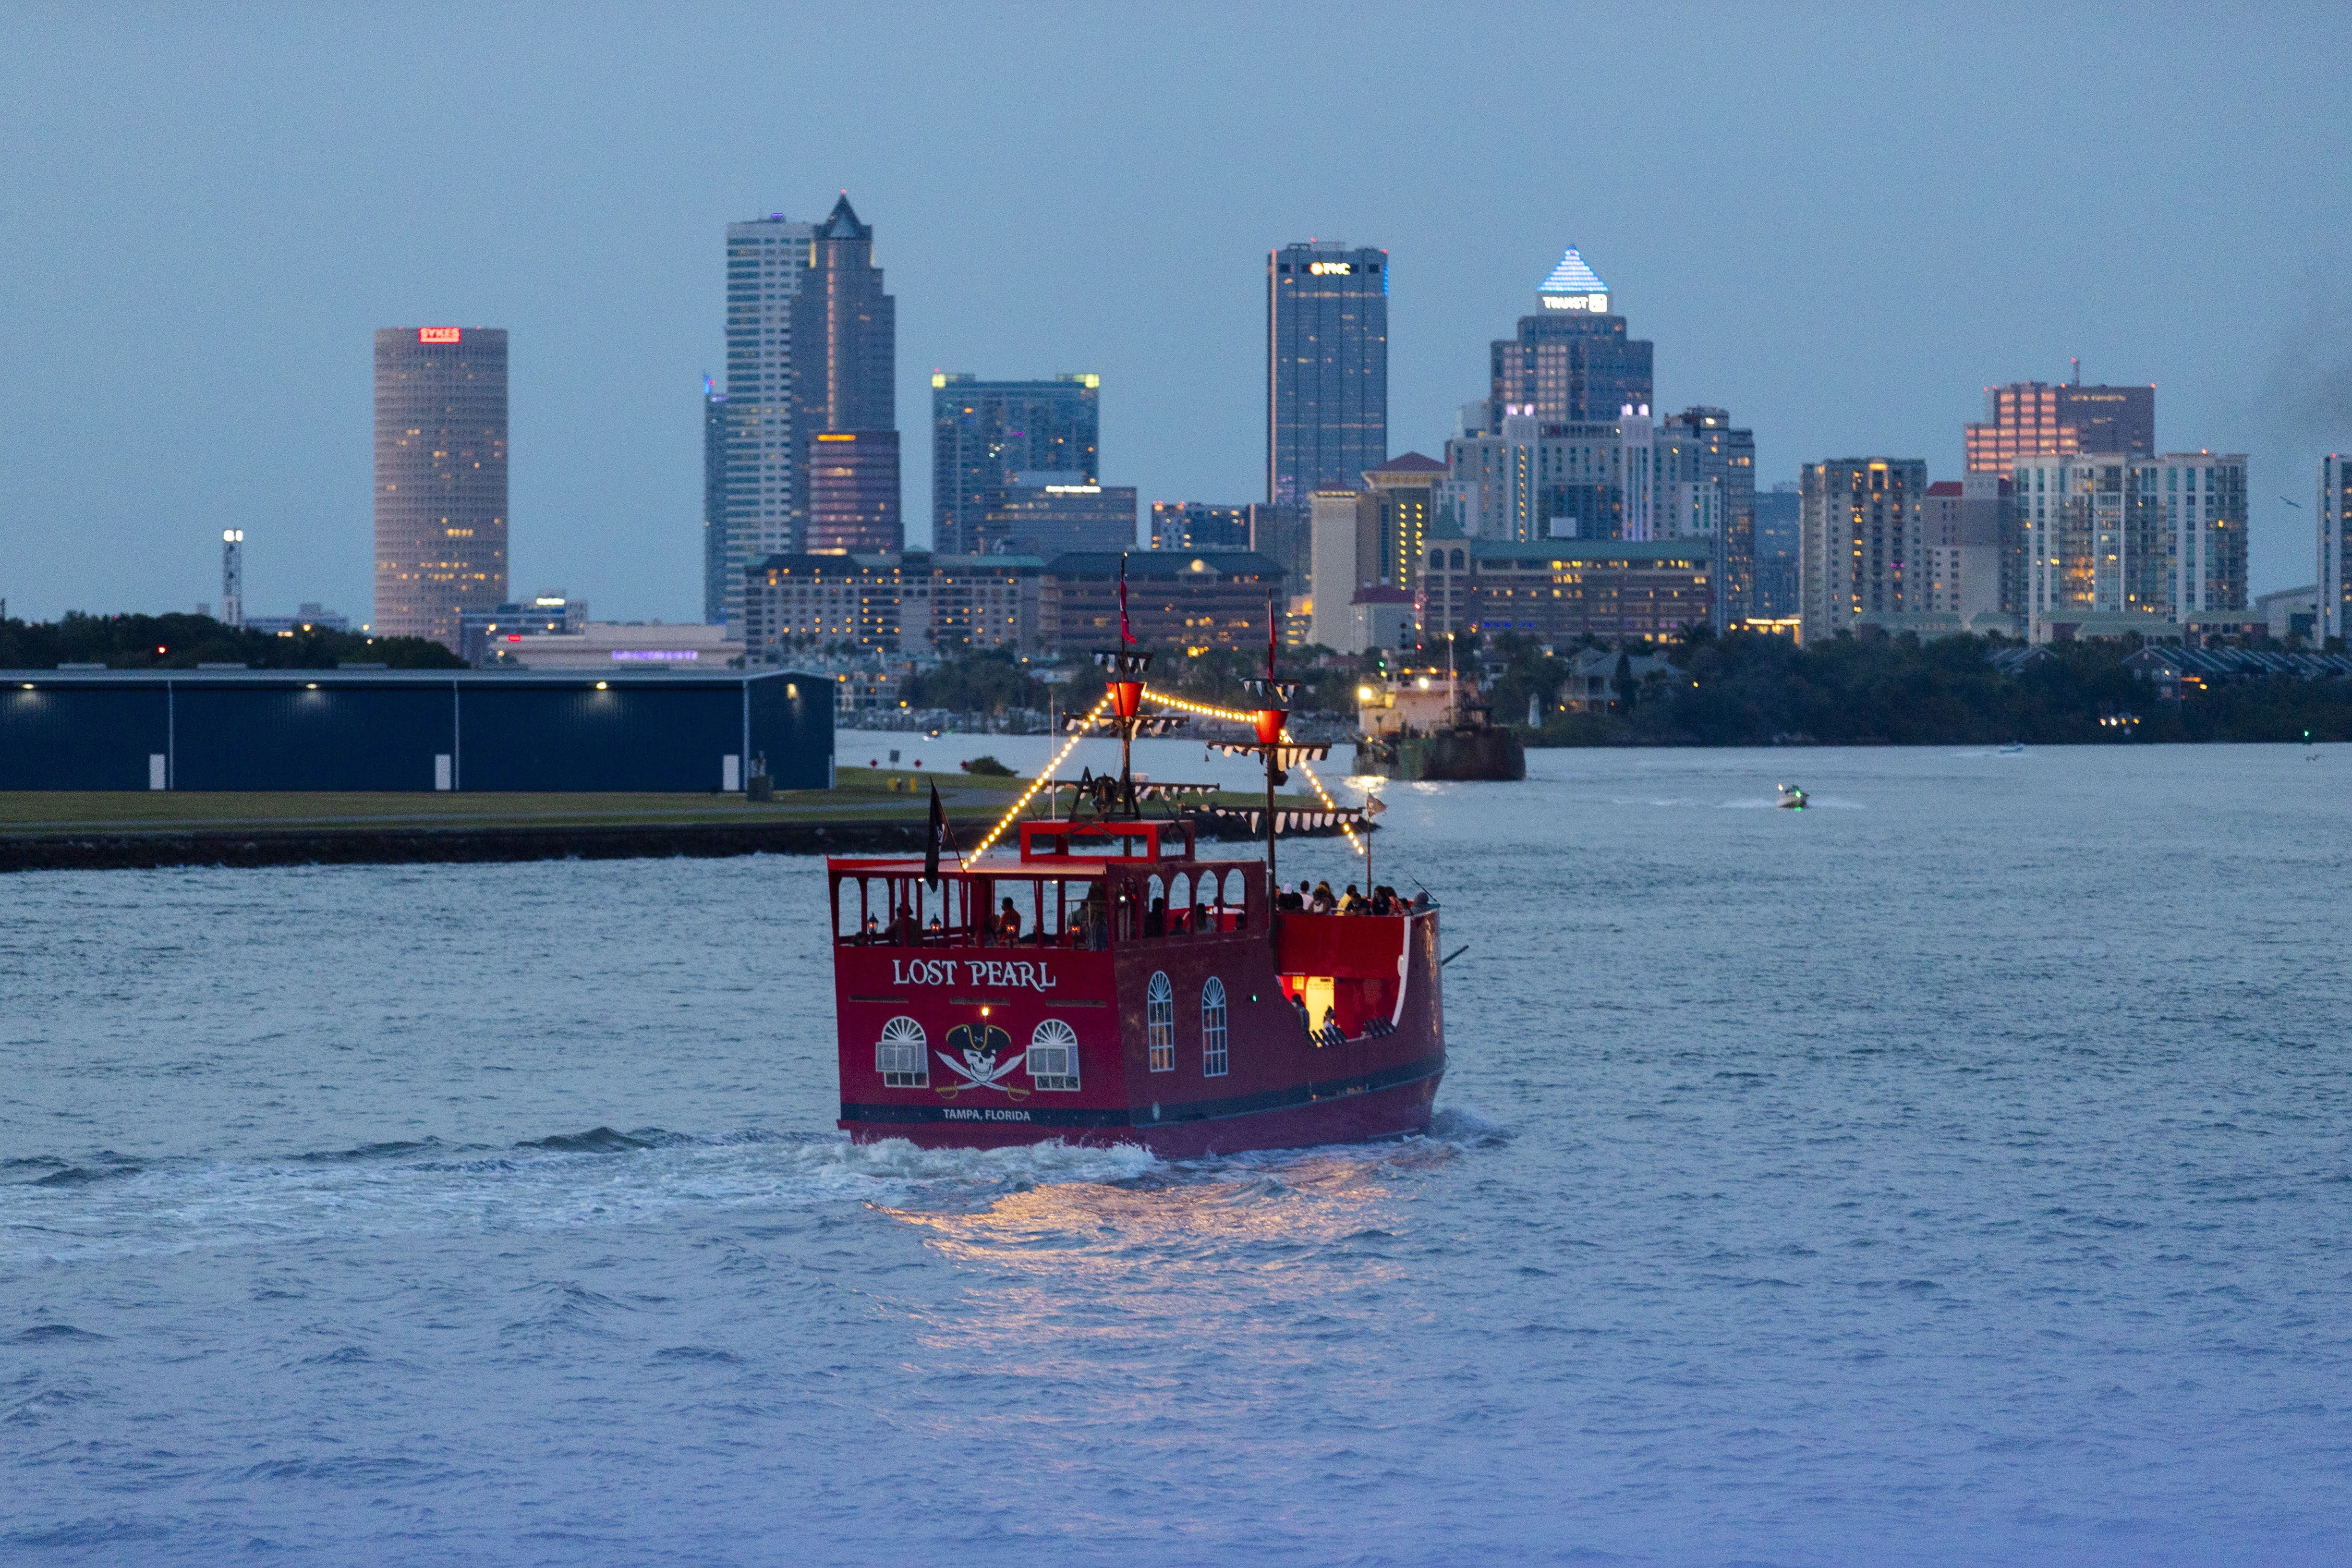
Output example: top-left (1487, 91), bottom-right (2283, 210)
top-left (888, 957), bottom-right (1060, 994)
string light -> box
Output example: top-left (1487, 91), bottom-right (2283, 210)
top-left (969, 693), bottom-right (1114, 858)
top-left (1285, 728), bottom-right (1363, 855)
top-left (966, 685), bottom-right (1360, 861)
top-left (1138, 687), bottom-right (1259, 725)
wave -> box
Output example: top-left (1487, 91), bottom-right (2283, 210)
top-left (30, 1166), bottom-right (142, 1189)
top-left (518, 1127), bottom-right (660, 1154)
top-left (5, 1324), bottom-right (111, 1345)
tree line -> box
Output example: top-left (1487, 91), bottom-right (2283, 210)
top-left (1485, 628), bottom-right (2352, 745)
top-left (0, 611), bottom-right (464, 670)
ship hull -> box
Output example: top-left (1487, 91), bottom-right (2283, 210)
top-left (842, 1051), bottom-right (1444, 1157)
top-left (828, 851), bottom-right (1446, 1159)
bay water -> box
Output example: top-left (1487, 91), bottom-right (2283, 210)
top-left (3, 743), bottom-right (2348, 1565)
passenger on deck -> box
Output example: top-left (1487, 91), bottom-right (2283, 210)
top-left (1144, 897), bottom-right (1167, 937)
top-left (1290, 993), bottom-right (1312, 1033)
top-left (1369, 886), bottom-right (1394, 916)
top-left (1274, 881), bottom-right (1303, 912)
top-left (1321, 1004), bottom-right (1341, 1041)
top-left (1075, 886), bottom-right (1107, 949)
top-left (1340, 884), bottom-right (1367, 914)
top-left (998, 897), bottom-right (1023, 945)
top-left (1310, 882), bottom-right (1336, 914)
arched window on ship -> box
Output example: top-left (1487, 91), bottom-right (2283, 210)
top-left (1201, 978), bottom-right (1228, 1077)
top-left (1146, 972), bottom-right (1175, 1072)
top-left (1029, 1019), bottom-right (1080, 1091)
top-left (876, 1016), bottom-right (927, 1088)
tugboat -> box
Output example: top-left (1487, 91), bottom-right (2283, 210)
top-left (826, 591), bottom-right (1445, 1155)
top-left (1352, 637), bottom-right (1526, 782)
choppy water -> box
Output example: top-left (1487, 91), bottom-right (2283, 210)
top-left (4, 743), bottom-right (2349, 1566)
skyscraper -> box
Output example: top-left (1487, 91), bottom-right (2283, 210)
top-left (1965, 380), bottom-right (2155, 472)
top-left (1487, 249), bottom-right (1653, 429)
top-left (705, 194), bottom-right (897, 626)
top-left (933, 373), bottom-right (1100, 553)
top-left (711, 210), bottom-right (814, 632)
top-left (793, 194), bottom-right (898, 554)
top-left (1267, 241), bottom-right (1387, 507)
top-left (374, 327), bottom-right (508, 650)
top-left (2322, 454), bottom-right (2352, 644)
top-left (792, 196), bottom-right (895, 444)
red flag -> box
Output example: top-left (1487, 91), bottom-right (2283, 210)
top-left (1118, 553), bottom-right (1134, 646)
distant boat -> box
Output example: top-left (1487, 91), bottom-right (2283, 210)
top-left (1776, 783), bottom-right (1807, 810)
top-left (1999, 741), bottom-right (2025, 755)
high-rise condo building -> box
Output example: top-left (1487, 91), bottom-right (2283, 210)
top-left (1798, 459), bottom-right (1929, 643)
top-left (1752, 483), bottom-right (1800, 620)
top-left (706, 195), bottom-right (897, 629)
top-left (1487, 248), bottom-right (1653, 430)
top-left (1267, 241), bottom-right (1388, 507)
top-left (374, 327), bottom-right (508, 650)
top-left (1652, 407), bottom-right (1756, 627)
top-left (2010, 451), bottom-right (2244, 642)
top-left (2323, 454), bottom-right (2352, 644)
top-left (711, 211), bottom-right (813, 631)
top-left (1965, 380), bottom-right (2155, 472)
top-left (932, 374), bottom-right (1100, 554)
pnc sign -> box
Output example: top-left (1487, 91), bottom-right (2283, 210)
top-left (418, 327), bottom-right (462, 344)
top-left (1307, 261), bottom-right (1353, 276)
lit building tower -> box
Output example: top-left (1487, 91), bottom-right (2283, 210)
top-left (933, 373), bottom-right (1101, 553)
top-left (1361, 454), bottom-right (1447, 597)
top-left (1798, 458), bottom-right (1928, 643)
top-left (1651, 407), bottom-right (1755, 627)
top-left (793, 194), bottom-right (899, 554)
top-left (1485, 248), bottom-right (1653, 430)
top-left (717, 208), bottom-right (816, 631)
top-left (1964, 379), bottom-right (2155, 472)
top-left (374, 327), bottom-right (508, 651)
top-left (220, 529), bottom-right (244, 628)
top-left (1267, 241), bottom-right (1388, 507)
top-left (2323, 454), bottom-right (2352, 645)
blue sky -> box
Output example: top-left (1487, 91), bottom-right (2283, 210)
top-left (2, 3), bottom-right (2347, 622)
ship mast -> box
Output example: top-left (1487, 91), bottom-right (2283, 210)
top-left (1240, 590), bottom-right (1300, 887)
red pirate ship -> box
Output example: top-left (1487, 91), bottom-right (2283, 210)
top-left (825, 562), bottom-right (1447, 1155)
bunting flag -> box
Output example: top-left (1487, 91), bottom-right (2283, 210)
top-left (1119, 553), bottom-right (1134, 646)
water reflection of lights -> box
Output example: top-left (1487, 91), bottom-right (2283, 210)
top-left (887, 1143), bottom-right (1454, 1274)
top-left (880, 1143), bottom-right (1455, 1375)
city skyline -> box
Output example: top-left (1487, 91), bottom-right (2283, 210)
top-left (1, 6), bottom-right (2346, 623)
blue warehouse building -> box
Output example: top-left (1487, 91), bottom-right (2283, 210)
top-left (0, 669), bottom-right (833, 792)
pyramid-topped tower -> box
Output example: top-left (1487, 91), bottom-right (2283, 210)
top-left (1538, 247), bottom-right (1610, 313)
